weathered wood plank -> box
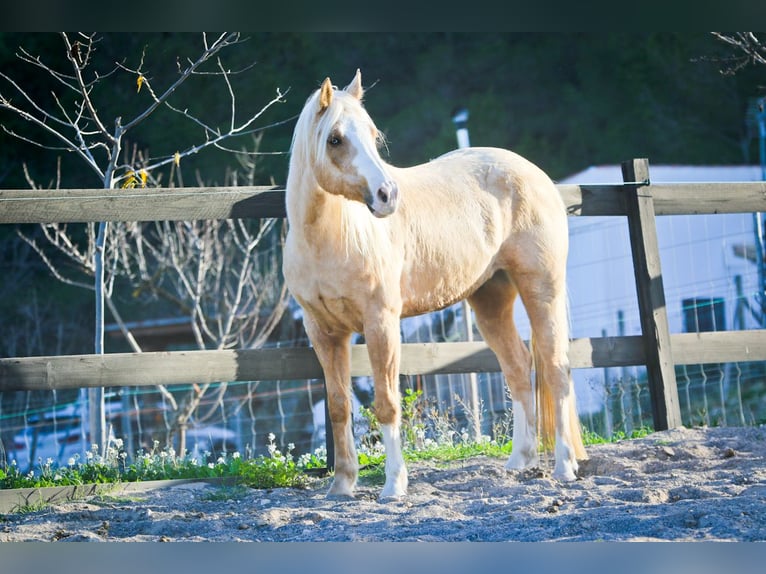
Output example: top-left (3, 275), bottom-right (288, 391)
top-left (0, 186), bottom-right (286, 223)
top-left (670, 330), bottom-right (766, 365)
top-left (0, 477), bottom-right (239, 514)
top-left (558, 184), bottom-right (628, 216)
top-left (623, 159), bottom-right (683, 430)
top-left (2, 332), bottom-right (764, 392)
top-left (2, 181), bottom-right (765, 224)
top-left (650, 182), bottom-right (766, 215)
top-left (559, 182), bottom-right (766, 216)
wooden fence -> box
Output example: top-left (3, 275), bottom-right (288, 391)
top-left (2, 159), bottom-right (766, 435)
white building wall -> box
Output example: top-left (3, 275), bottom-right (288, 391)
top-left (519, 165), bottom-right (764, 414)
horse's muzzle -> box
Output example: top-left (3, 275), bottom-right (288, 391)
top-left (368, 180), bottom-right (399, 218)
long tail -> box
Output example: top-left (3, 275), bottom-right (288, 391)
top-left (532, 335), bottom-right (588, 461)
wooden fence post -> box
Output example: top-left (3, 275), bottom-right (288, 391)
top-left (622, 158), bottom-right (683, 430)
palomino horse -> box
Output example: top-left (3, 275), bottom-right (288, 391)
top-left (283, 70), bottom-right (587, 499)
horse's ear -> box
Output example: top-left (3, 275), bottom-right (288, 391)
top-left (318, 77), bottom-right (333, 113)
top-left (344, 69), bottom-right (363, 100)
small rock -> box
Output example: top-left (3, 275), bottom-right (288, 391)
top-left (660, 446), bottom-right (675, 458)
top-left (96, 521), bottom-right (110, 536)
top-left (545, 500), bottom-right (563, 513)
top-left (723, 447), bottom-right (736, 458)
top-left (237, 523), bottom-right (250, 530)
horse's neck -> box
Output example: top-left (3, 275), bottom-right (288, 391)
top-left (286, 170), bottom-right (392, 275)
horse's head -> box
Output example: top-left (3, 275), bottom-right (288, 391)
top-left (292, 70), bottom-right (399, 218)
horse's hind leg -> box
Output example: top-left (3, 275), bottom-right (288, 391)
top-left (468, 272), bottom-right (538, 470)
top-left (512, 255), bottom-right (586, 482)
top-left (303, 316), bottom-right (358, 498)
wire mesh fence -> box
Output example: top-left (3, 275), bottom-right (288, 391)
top-left (2, 199), bottom-right (765, 472)
top-left (2, 306), bottom-right (765, 473)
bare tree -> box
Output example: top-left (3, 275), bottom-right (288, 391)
top-left (116, 146), bottom-right (288, 454)
top-left (711, 33), bottom-right (766, 75)
top-left (1, 33), bottom-right (289, 456)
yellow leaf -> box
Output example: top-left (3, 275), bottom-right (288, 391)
top-left (137, 75), bottom-right (145, 93)
top-left (121, 171), bottom-right (136, 189)
top-left (174, 151), bottom-right (181, 167)
top-left (139, 170), bottom-right (147, 187)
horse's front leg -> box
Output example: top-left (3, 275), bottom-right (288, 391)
top-left (303, 317), bottom-right (357, 498)
top-left (365, 309), bottom-right (407, 499)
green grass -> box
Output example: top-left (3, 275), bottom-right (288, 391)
top-left (0, 434), bottom-right (311, 492)
top-left (0, 428), bottom-right (648, 493)
top-left (581, 426), bottom-right (653, 445)
top-left (1, 391), bottom-right (656, 494)
top-left (14, 499), bottom-right (52, 514)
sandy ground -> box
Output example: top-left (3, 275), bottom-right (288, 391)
top-left (2, 425), bottom-right (766, 542)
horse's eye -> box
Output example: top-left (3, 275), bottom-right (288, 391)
top-left (328, 135), bottom-right (342, 147)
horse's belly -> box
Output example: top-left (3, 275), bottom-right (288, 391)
top-left (401, 259), bottom-right (494, 318)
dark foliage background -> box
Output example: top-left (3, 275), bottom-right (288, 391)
top-left (0, 32), bottom-right (764, 355)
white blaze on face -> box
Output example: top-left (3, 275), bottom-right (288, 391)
top-left (345, 116), bottom-right (399, 218)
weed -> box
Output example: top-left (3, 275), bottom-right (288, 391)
top-left (358, 464), bottom-right (386, 486)
top-left (14, 499), bottom-right (50, 514)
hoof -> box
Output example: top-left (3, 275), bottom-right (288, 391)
top-left (327, 477), bottom-right (356, 499)
top-left (505, 451), bottom-right (539, 471)
top-left (380, 477), bottom-right (407, 500)
top-left (553, 461), bottom-right (578, 482)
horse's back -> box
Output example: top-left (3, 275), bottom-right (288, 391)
top-left (402, 146), bottom-right (566, 233)
top-left (393, 146), bottom-right (567, 316)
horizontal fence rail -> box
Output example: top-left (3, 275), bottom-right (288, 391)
top-left (2, 331), bottom-right (765, 392)
top-left (2, 181), bottom-right (766, 225)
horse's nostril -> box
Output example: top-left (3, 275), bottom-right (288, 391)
top-left (378, 188), bottom-right (389, 204)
